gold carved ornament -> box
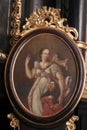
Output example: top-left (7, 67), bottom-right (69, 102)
top-left (0, 0), bottom-right (22, 59)
top-left (76, 41), bottom-right (87, 50)
top-left (21, 6), bottom-right (78, 41)
top-left (65, 115), bottom-right (79, 130)
top-left (7, 113), bottom-right (20, 130)
top-left (10, 0), bottom-right (22, 46)
top-left (10, 5), bottom-right (79, 46)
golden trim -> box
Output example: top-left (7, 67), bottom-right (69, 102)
top-left (76, 41), bottom-right (87, 50)
top-left (21, 6), bottom-right (78, 41)
top-left (82, 90), bottom-right (87, 98)
top-left (0, 52), bottom-right (7, 60)
top-left (65, 115), bottom-right (79, 130)
top-left (7, 113), bottom-right (20, 130)
top-left (10, 0), bottom-right (22, 46)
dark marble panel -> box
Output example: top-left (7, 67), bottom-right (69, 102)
top-left (0, 0), bottom-right (12, 53)
top-left (0, 0), bottom-right (13, 129)
top-left (68, 0), bottom-right (87, 42)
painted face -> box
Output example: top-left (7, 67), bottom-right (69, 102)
top-left (49, 81), bottom-right (55, 92)
top-left (41, 49), bottom-right (50, 61)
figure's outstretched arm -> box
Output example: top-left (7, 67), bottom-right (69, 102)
top-left (25, 55), bottom-right (32, 79)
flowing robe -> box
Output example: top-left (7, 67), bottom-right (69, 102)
top-left (28, 63), bottom-right (62, 116)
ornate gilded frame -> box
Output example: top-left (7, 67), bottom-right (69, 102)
top-left (2, 0), bottom-right (86, 130)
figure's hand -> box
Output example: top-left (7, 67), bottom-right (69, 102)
top-left (25, 55), bottom-right (31, 65)
top-left (34, 61), bottom-right (39, 68)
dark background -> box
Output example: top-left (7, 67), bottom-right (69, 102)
top-left (0, 0), bottom-right (87, 130)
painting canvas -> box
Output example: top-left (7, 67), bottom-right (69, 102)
top-left (5, 28), bottom-right (85, 127)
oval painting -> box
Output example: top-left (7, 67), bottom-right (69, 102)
top-left (5, 27), bottom-right (85, 127)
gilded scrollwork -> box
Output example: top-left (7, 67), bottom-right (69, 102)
top-left (7, 113), bottom-right (20, 130)
top-left (65, 115), bottom-right (79, 130)
top-left (21, 6), bottom-right (78, 40)
top-left (10, 0), bottom-right (22, 46)
top-left (22, 6), bottom-right (61, 30)
top-left (76, 41), bottom-right (87, 50)
top-left (0, 52), bottom-right (7, 60)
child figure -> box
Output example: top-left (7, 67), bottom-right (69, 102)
top-left (41, 81), bottom-right (62, 116)
top-left (52, 53), bottom-right (68, 71)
